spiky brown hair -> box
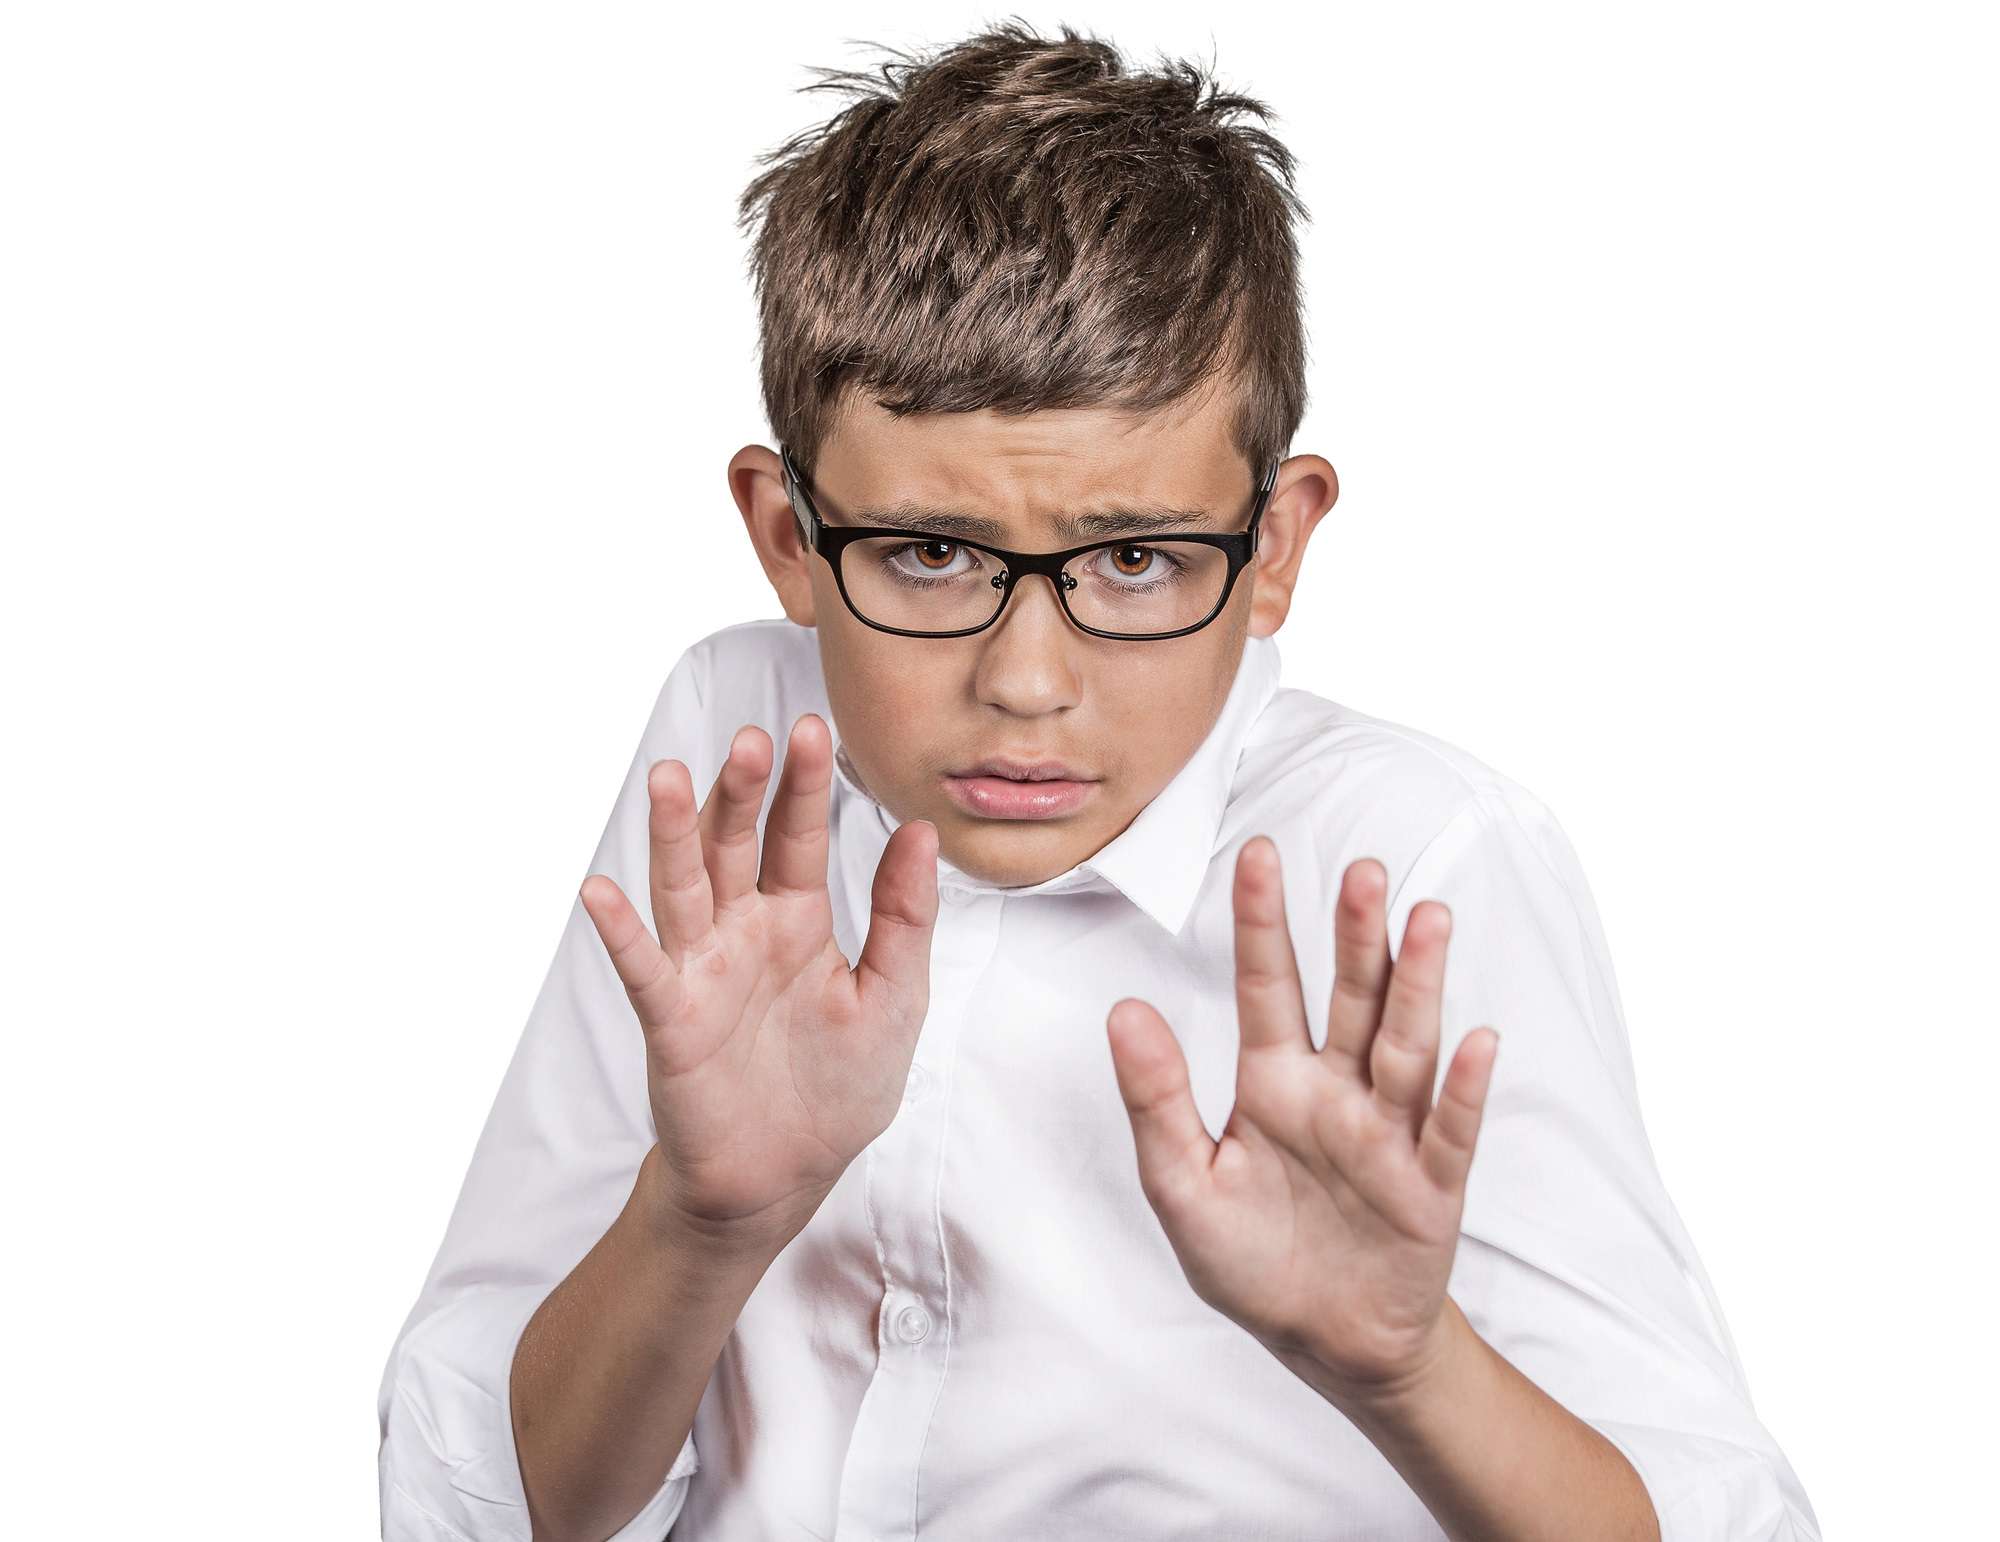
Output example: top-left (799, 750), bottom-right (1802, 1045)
top-left (736, 19), bottom-right (1311, 484)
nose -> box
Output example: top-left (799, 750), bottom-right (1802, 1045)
top-left (974, 569), bottom-right (1083, 712)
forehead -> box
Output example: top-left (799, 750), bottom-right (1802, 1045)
top-left (809, 394), bottom-right (1254, 543)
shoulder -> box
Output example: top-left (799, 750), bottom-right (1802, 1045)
top-left (1230, 682), bottom-right (1573, 909)
top-left (637, 617), bottom-right (826, 788)
top-left (659, 615), bottom-right (817, 701)
top-left (636, 620), bottom-right (824, 784)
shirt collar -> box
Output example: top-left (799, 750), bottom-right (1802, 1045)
top-left (827, 633), bottom-right (1284, 937)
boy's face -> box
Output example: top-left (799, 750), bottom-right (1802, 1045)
top-left (732, 383), bottom-right (1336, 888)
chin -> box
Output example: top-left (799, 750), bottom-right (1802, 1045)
top-left (943, 819), bottom-right (1087, 878)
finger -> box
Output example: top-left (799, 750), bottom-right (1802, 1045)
top-left (579, 871), bottom-right (683, 1030)
top-left (1322, 857), bottom-right (1392, 1084)
top-left (1106, 996), bottom-right (1216, 1216)
top-left (699, 724), bottom-right (776, 914)
top-left (1231, 836), bottom-right (1312, 1054)
top-left (1417, 1027), bottom-right (1500, 1195)
top-left (1371, 900), bottom-right (1450, 1137)
top-left (852, 818), bottom-right (940, 1038)
top-left (757, 713), bottom-right (833, 903)
top-left (645, 757), bottom-right (714, 970)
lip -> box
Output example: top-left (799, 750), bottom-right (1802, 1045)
top-left (941, 773), bottom-right (1097, 820)
top-left (951, 756), bottom-right (1097, 782)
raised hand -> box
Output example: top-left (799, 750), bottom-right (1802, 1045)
top-left (579, 712), bottom-right (939, 1252)
top-left (1105, 839), bottom-right (1500, 1398)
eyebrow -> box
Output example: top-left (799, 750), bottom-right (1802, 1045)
top-left (843, 503), bottom-right (1219, 542)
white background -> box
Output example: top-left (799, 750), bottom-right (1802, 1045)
top-left (4, 3), bottom-right (1993, 1534)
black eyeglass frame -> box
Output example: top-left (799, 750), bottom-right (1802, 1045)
top-left (779, 443), bottom-right (1281, 642)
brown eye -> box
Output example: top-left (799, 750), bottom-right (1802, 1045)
top-left (878, 539), bottom-right (979, 587)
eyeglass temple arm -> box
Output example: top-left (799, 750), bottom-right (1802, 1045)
top-left (783, 460), bottom-right (817, 553)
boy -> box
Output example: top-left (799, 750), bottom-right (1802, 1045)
top-left (377, 22), bottom-right (1819, 1542)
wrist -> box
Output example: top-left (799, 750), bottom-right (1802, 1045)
top-left (631, 1142), bottom-right (824, 1270)
top-left (1299, 1296), bottom-right (1473, 1426)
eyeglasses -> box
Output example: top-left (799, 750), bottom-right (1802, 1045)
top-left (779, 443), bottom-right (1279, 641)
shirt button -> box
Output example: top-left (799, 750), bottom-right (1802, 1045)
top-left (941, 886), bottom-right (971, 905)
top-left (894, 1302), bottom-right (933, 1344)
top-left (903, 1063), bottom-right (932, 1106)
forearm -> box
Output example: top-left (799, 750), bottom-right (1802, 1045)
top-left (1285, 1297), bottom-right (1661, 1542)
top-left (510, 1143), bottom-right (787, 1542)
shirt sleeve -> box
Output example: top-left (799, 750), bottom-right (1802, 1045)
top-left (1385, 786), bottom-right (1822, 1542)
top-left (376, 642), bottom-right (718, 1542)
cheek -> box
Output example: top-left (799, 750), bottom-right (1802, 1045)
top-left (1105, 690), bottom-right (1225, 796)
top-left (829, 674), bottom-right (953, 789)
top-left (1114, 666), bottom-right (1217, 744)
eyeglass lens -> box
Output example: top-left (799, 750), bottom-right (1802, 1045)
top-left (838, 535), bottom-right (1230, 637)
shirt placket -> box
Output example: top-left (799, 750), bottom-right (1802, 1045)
top-left (832, 879), bottom-right (1004, 1542)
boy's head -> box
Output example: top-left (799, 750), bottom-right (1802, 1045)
top-left (727, 22), bottom-right (1337, 888)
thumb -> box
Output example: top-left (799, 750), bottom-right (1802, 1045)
top-left (1106, 997), bottom-right (1215, 1215)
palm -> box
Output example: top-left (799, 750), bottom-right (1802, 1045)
top-left (581, 714), bottom-right (938, 1241)
top-left (1107, 839), bottom-right (1500, 1393)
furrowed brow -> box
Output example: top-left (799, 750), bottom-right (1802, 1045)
top-left (850, 504), bottom-right (1217, 542)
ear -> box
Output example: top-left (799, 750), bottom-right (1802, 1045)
top-left (1246, 456), bottom-right (1339, 639)
top-left (729, 445), bottom-right (819, 627)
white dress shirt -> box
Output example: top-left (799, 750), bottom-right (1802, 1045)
top-left (377, 617), bottom-right (1820, 1542)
